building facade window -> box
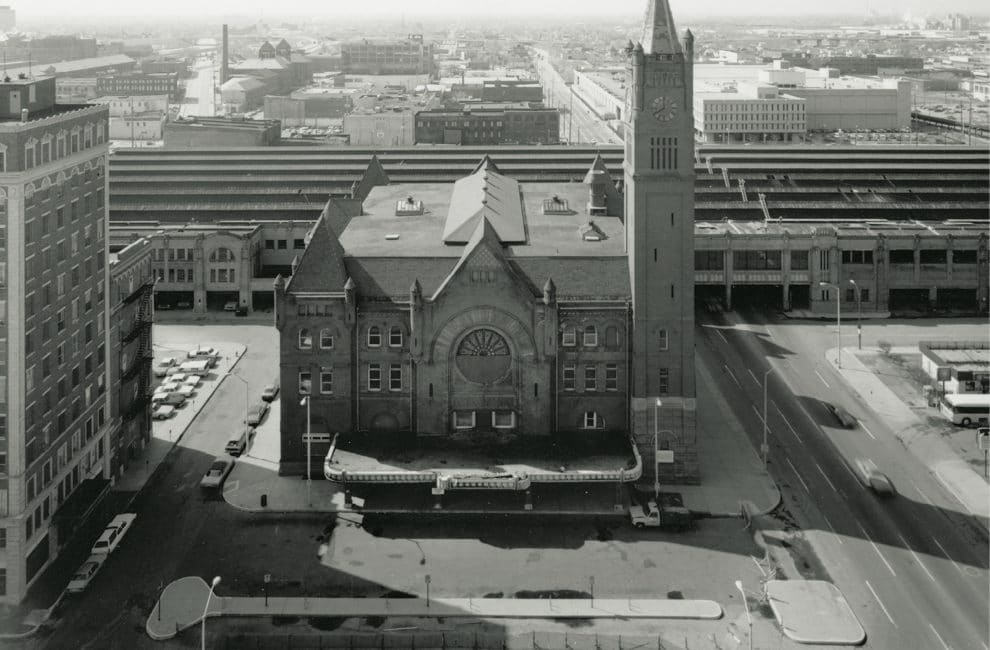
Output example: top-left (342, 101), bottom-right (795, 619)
top-left (493, 411), bottom-right (515, 428)
top-left (367, 326), bottom-right (381, 347)
top-left (298, 371), bottom-right (311, 395)
top-left (583, 325), bottom-right (598, 347)
top-left (319, 368), bottom-right (333, 394)
top-left (453, 411), bottom-right (475, 429)
top-left (561, 326), bottom-right (576, 347)
top-left (562, 364), bottom-right (576, 391)
top-left (319, 329), bottom-right (333, 349)
top-left (790, 250), bottom-right (809, 270)
top-left (389, 363), bottom-right (402, 391)
top-left (298, 328), bottom-right (312, 349)
top-left (389, 326), bottom-right (403, 347)
top-left (659, 368), bottom-right (669, 395)
top-left (584, 365), bottom-right (597, 391)
top-left (605, 364), bottom-right (618, 391)
top-left (368, 363), bottom-right (382, 391)
top-left (582, 411), bottom-right (600, 429)
top-left (658, 329), bottom-right (668, 350)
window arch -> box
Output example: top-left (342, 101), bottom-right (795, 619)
top-left (319, 328), bottom-right (334, 349)
top-left (605, 325), bottom-right (620, 348)
top-left (389, 326), bottom-right (403, 347)
top-left (583, 325), bottom-right (598, 347)
top-left (367, 326), bottom-right (382, 347)
top-left (560, 324), bottom-right (576, 347)
top-left (298, 328), bottom-right (312, 349)
top-left (209, 247), bottom-right (234, 263)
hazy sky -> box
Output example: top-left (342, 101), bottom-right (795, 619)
top-left (14, 0), bottom-right (988, 18)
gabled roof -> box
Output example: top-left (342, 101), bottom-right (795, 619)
top-left (472, 154), bottom-right (501, 175)
top-left (442, 164), bottom-right (525, 245)
top-left (286, 210), bottom-right (349, 293)
top-left (431, 216), bottom-right (535, 302)
top-left (642, 0), bottom-right (682, 56)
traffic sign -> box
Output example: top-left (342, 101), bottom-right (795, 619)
top-left (656, 450), bottom-right (675, 463)
top-left (977, 428), bottom-right (989, 451)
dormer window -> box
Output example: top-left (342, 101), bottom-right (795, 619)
top-left (395, 196), bottom-right (423, 216)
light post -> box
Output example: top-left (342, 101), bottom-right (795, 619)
top-left (761, 369), bottom-right (772, 467)
top-left (589, 576), bottom-right (595, 607)
top-left (819, 281), bottom-right (841, 368)
top-left (300, 396), bottom-right (312, 507)
top-left (849, 278), bottom-right (862, 350)
top-left (202, 576), bottom-right (221, 650)
top-left (734, 580), bottom-right (753, 650)
top-left (653, 398), bottom-right (661, 502)
top-left (425, 574), bottom-right (431, 608)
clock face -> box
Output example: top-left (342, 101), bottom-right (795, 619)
top-left (651, 95), bottom-right (678, 123)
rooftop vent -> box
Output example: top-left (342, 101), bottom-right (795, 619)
top-left (543, 195), bottom-right (571, 215)
top-left (385, 234), bottom-right (400, 240)
top-left (395, 196), bottom-right (423, 216)
top-left (579, 221), bottom-right (606, 242)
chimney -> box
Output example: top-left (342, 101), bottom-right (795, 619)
top-left (221, 24), bottom-right (229, 86)
top-left (21, 108), bottom-right (28, 122)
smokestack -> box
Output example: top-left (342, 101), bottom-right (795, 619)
top-left (221, 24), bottom-right (229, 86)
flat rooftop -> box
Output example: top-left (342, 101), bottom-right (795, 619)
top-left (343, 181), bottom-right (626, 258)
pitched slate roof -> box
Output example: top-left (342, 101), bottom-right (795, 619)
top-left (286, 210), bottom-right (349, 293)
top-left (441, 166), bottom-right (525, 244)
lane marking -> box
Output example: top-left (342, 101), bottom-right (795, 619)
top-left (865, 580), bottom-right (896, 627)
top-left (859, 422), bottom-right (876, 440)
top-left (897, 533), bottom-right (936, 583)
top-left (724, 365), bottom-right (741, 388)
top-left (815, 463), bottom-right (837, 492)
top-left (822, 514), bottom-right (843, 543)
top-left (930, 535), bottom-right (966, 577)
top-left (716, 330), bottom-right (728, 344)
top-left (856, 520), bottom-right (897, 578)
top-left (909, 479), bottom-right (934, 506)
top-left (747, 368), bottom-right (761, 387)
top-left (928, 623), bottom-right (950, 650)
top-left (814, 369), bottom-right (830, 388)
top-left (771, 402), bottom-right (803, 442)
top-left (752, 404), bottom-right (766, 424)
top-left (786, 458), bottom-right (811, 493)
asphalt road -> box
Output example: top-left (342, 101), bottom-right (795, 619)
top-left (697, 307), bottom-right (989, 650)
top-left (180, 59), bottom-right (217, 118)
top-left (532, 49), bottom-right (619, 145)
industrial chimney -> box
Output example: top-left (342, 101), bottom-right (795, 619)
top-left (221, 24), bottom-right (229, 86)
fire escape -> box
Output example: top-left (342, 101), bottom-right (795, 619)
top-left (121, 282), bottom-right (155, 422)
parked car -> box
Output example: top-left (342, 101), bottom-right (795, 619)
top-left (152, 405), bottom-right (176, 420)
top-left (261, 382), bottom-right (280, 402)
top-left (825, 403), bottom-right (857, 429)
top-left (153, 357), bottom-right (178, 378)
top-left (200, 457), bottom-right (235, 489)
top-left (155, 380), bottom-right (181, 394)
top-left (188, 346), bottom-right (219, 360)
top-left (223, 301), bottom-right (238, 312)
top-left (167, 373), bottom-right (187, 384)
top-left (175, 385), bottom-right (196, 399)
top-left (246, 402), bottom-right (269, 426)
top-left (854, 458), bottom-right (896, 496)
top-left (182, 375), bottom-right (202, 387)
top-left (152, 391), bottom-right (186, 407)
top-left (66, 555), bottom-right (105, 594)
top-left (629, 501), bottom-right (693, 530)
top-left (225, 427), bottom-right (254, 456)
top-left (179, 360), bottom-right (213, 376)
top-left (91, 514), bottom-right (137, 555)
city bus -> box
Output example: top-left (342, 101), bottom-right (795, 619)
top-left (939, 393), bottom-right (990, 427)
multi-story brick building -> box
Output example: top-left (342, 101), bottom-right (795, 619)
top-left (341, 35), bottom-right (434, 75)
top-left (415, 106), bottom-right (559, 145)
top-left (96, 73), bottom-right (180, 101)
top-left (0, 76), bottom-right (115, 603)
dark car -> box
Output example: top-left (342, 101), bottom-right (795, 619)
top-left (825, 403), bottom-right (857, 429)
top-left (246, 402), bottom-right (269, 426)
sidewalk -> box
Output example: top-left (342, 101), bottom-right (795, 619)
top-left (223, 350), bottom-right (779, 519)
top-left (784, 309), bottom-right (891, 320)
top-left (146, 577), bottom-right (723, 641)
top-left (824, 346), bottom-right (989, 530)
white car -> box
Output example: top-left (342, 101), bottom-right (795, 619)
top-left (188, 346), bottom-right (219, 360)
top-left (175, 385), bottom-right (196, 399)
top-left (153, 357), bottom-right (178, 378)
top-left (167, 373), bottom-right (188, 384)
top-left (182, 375), bottom-right (202, 387)
top-left (66, 555), bottom-right (105, 594)
top-left (91, 514), bottom-right (136, 555)
top-left (152, 405), bottom-right (176, 420)
top-left (156, 381), bottom-right (181, 393)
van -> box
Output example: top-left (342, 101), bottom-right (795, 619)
top-left (225, 427), bottom-right (251, 456)
top-left (179, 360), bottom-right (212, 377)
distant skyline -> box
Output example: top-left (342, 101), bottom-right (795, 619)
top-left (11, 0), bottom-right (990, 19)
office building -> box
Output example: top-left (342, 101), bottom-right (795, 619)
top-left (96, 73), bottom-right (180, 101)
top-left (341, 35), bottom-right (434, 75)
top-left (0, 76), bottom-right (114, 603)
top-left (415, 106), bottom-right (559, 145)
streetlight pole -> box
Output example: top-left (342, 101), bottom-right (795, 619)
top-left (734, 580), bottom-right (753, 650)
top-left (202, 576), bottom-right (221, 650)
top-left (425, 574), bottom-right (431, 608)
top-left (762, 369), bottom-right (772, 467)
top-left (849, 279), bottom-right (862, 350)
top-left (819, 281), bottom-right (841, 368)
top-left (653, 398), bottom-right (661, 502)
top-left (301, 396), bottom-right (312, 506)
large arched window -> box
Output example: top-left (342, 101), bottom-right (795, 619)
top-left (209, 247), bottom-right (235, 263)
top-left (298, 328), bottom-right (312, 349)
top-left (456, 329), bottom-right (511, 385)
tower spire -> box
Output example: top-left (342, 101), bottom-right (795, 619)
top-left (642, 0), bottom-right (682, 55)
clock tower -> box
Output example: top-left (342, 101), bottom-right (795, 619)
top-left (624, 0), bottom-right (698, 482)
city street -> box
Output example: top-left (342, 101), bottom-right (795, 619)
top-left (179, 58), bottom-right (218, 118)
top-left (697, 308), bottom-right (990, 650)
top-left (532, 49), bottom-right (620, 145)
